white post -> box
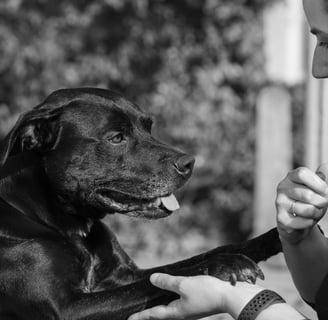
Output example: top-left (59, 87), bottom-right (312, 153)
top-left (322, 81), bottom-right (328, 164)
top-left (254, 0), bottom-right (304, 235)
top-left (263, 0), bottom-right (305, 84)
top-left (304, 34), bottom-right (328, 232)
top-left (254, 87), bottom-right (292, 234)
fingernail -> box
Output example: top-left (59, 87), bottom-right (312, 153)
top-left (317, 171), bottom-right (326, 181)
top-left (150, 273), bottom-right (160, 283)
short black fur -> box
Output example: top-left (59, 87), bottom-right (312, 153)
top-left (0, 88), bottom-right (281, 319)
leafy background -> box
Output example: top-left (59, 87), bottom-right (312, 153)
top-left (0, 0), bottom-right (304, 267)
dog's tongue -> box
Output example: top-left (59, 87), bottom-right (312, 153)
top-left (160, 194), bottom-right (180, 212)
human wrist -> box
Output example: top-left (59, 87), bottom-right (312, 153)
top-left (279, 223), bottom-right (323, 247)
top-left (209, 278), bottom-right (236, 315)
top-left (277, 225), bottom-right (313, 246)
top-left (224, 282), bottom-right (264, 319)
top-left (226, 285), bottom-right (305, 320)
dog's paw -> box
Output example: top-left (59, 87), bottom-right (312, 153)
top-left (207, 253), bottom-right (264, 285)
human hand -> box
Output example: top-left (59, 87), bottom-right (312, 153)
top-left (127, 273), bottom-right (263, 320)
top-left (275, 165), bottom-right (328, 244)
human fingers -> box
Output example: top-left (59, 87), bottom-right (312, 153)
top-left (316, 163), bottom-right (328, 182)
top-left (276, 194), bottom-right (318, 243)
top-left (278, 184), bottom-right (328, 209)
top-left (150, 273), bottom-right (185, 294)
top-left (128, 305), bottom-right (176, 320)
top-left (277, 211), bottom-right (315, 230)
top-left (287, 200), bottom-right (325, 220)
top-left (287, 167), bottom-right (328, 197)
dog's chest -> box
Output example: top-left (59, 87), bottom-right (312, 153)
top-left (81, 253), bottom-right (100, 293)
top-left (70, 235), bottom-right (124, 293)
top-left (70, 236), bottom-right (100, 293)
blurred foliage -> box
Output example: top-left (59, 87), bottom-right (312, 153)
top-left (0, 0), bottom-right (295, 265)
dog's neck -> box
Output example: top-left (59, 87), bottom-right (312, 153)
top-left (0, 153), bottom-right (93, 238)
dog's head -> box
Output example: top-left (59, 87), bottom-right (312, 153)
top-left (0, 88), bottom-right (194, 219)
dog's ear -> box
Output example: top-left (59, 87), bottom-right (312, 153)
top-left (0, 105), bottom-right (63, 166)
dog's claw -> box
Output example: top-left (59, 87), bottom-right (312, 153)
top-left (257, 267), bottom-right (265, 281)
top-left (229, 273), bottom-right (237, 286)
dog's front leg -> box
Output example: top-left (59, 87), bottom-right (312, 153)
top-left (142, 227), bottom-right (281, 281)
top-left (62, 253), bottom-right (254, 320)
top-left (63, 279), bottom-right (177, 320)
top-left (63, 228), bottom-right (281, 320)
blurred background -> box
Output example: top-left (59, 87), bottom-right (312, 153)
top-left (0, 0), bottom-right (327, 319)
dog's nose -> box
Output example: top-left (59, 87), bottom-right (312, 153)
top-left (174, 155), bottom-right (195, 177)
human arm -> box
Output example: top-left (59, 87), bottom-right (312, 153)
top-left (275, 166), bottom-right (328, 303)
top-left (279, 225), bottom-right (328, 303)
top-left (128, 273), bottom-right (305, 320)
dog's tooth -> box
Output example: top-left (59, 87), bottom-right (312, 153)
top-left (160, 194), bottom-right (180, 212)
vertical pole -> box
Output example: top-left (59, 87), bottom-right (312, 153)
top-left (254, 87), bottom-right (292, 235)
top-left (262, 0), bottom-right (305, 84)
top-left (254, 0), bottom-right (303, 234)
top-left (319, 80), bottom-right (328, 163)
top-left (304, 33), bottom-right (328, 233)
top-left (304, 35), bottom-right (323, 169)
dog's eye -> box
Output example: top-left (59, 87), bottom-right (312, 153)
top-left (108, 133), bottom-right (124, 144)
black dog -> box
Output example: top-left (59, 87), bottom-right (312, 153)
top-left (0, 88), bottom-right (281, 319)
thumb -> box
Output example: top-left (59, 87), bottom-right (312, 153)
top-left (150, 273), bottom-right (185, 293)
top-left (128, 305), bottom-right (177, 320)
top-left (316, 163), bottom-right (328, 182)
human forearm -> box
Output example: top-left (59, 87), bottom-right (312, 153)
top-left (275, 167), bottom-right (328, 302)
top-left (281, 224), bottom-right (328, 302)
top-left (225, 283), bottom-right (305, 320)
top-left (254, 303), bottom-right (307, 320)
top-left (128, 274), bottom-right (307, 320)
